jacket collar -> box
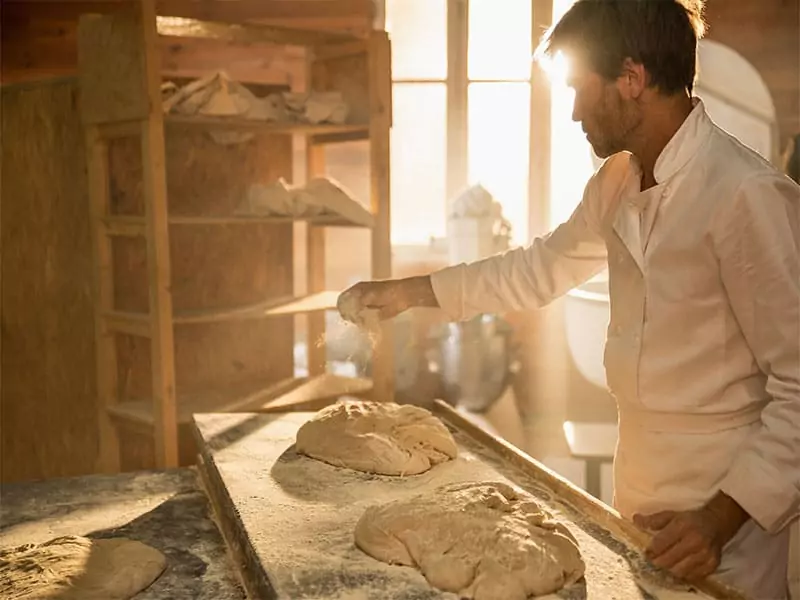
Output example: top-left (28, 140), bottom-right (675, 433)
top-left (628, 98), bottom-right (715, 185)
top-left (611, 99), bottom-right (715, 273)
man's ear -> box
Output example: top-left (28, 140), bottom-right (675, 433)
top-left (618, 57), bottom-right (647, 100)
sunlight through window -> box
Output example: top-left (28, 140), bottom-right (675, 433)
top-left (385, 0), bottom-right (447, 80)
top-left (549, 0), bottom-right (597, 231)
top-left (467, 0), bottom-right (532, 246)
top-left (390, 84), bottom-right (448, 245)
top-left (468, 0), bottom-right (532, 81)
top-left (468, 82), bottom-right (531, 245)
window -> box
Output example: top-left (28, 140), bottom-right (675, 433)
top-left (468, 83), bottom-right (530, 242)
top-left (386, 0), bottom-right (533, 246)
top-left (386, 0), bottom-right (448, 244)
top-left (468, 0), bottom-right (532, 81)
top-left (390, 84), bottom-right (448, 244)
top-left (467, 0), bottom-right (532, 245)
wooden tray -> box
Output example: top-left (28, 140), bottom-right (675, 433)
top-left (192, 403), bottom-right (749, 600)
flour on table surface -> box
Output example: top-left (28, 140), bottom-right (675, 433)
top-left (195, 412), bottom-right (716, 600)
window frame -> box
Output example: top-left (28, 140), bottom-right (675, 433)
top-left (387, 0), bottom-right (554, 245)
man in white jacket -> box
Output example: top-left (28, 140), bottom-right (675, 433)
top-left (338, 0), bottom-right (799, 598)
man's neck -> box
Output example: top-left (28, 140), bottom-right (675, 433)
top-left (629, 94), bottom-right (694, 190)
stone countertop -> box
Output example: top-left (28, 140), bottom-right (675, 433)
top-left (0, 467), bottom-right (244, 600)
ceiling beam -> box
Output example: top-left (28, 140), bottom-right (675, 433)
top-left (2, 1), bottom-right (374, 33)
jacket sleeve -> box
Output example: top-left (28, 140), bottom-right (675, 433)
top-left (717, 173), bottom-right (800, 534)
top-left (429, 172), bottom-right (609, 322)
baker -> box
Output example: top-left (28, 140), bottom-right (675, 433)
top-left (337, 0), bottom-right (800, 598)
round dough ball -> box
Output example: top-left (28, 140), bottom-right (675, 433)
top-left (295, 400), bottom-right (458, 476)
top-left (0, 535), bottom-right (166, 600)
top-left (354, 481), bottom-right (585, 600)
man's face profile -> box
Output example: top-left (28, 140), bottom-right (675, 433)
top-left (564, 57), bottom-right (643, 159)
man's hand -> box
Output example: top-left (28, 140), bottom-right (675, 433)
top-left (337, 276), bottom-right (438, 325)
top-left (633, 493), bottom-right (749, 582)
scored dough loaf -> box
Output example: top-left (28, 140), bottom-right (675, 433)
top-left (295, 399), bottom-right (458, 476)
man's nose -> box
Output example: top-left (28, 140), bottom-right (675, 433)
top-left (572, 103), bottom-right (581, 123)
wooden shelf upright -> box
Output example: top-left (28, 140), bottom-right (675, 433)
top-left (77, 0), bottom-right (394, 472)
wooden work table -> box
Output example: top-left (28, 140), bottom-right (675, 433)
top-left (0, 468), bottom-right (244, 599)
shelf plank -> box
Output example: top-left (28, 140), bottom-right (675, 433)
top-left (164, 114), bottom-right (369, 136)
top-left (262, 290), bottom-right (339, 317)
top-left (103, 291), bottom-right (343, 330)
top-left (310, 129), bottom-right (371, 146)
top-left (168, 214), bottom-right (373, 228)
top-left (106, 213), bottom-right (373, 229)
top-left (104, 311), bottom-right (151, 337)
top-left (108, 373), bottom-right (372, 428)
top-left (103, 216), bottom-right (147, 237)
top-left (155, 16), bottom-right (360, 47)
top-left (176, 290), bottom-right (340, 323)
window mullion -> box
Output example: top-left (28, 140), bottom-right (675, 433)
top-left (529, 0), bottom-right (554, 238)
top-left (446, 0), bottom-right (469, 204)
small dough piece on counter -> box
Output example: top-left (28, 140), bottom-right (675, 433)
top-left (295, 399), bottom-right (458, 476)
top-left (355, 481), bottom-right (585, 600)
top-left (0, 535), bottom-right (166, 600)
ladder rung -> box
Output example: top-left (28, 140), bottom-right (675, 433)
top-left (103, 216), bottom-right (146, 237)
top-left (104, 311), bottom-right (151, 337)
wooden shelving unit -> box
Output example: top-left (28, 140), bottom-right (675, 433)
top-left (77, 0), bottom-right (393, 472)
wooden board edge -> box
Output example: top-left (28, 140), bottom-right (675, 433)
top-left (431, 400), bottom-right (751, 600)
top-left (193, 425), bottom-right (278, 600)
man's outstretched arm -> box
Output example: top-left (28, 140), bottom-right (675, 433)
top-left (338, 160), bottom-right (619, 325)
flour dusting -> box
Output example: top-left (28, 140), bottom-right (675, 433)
top-left (197, 412), bottom-right (714, 600)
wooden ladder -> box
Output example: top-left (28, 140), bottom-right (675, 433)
top-left (79, 0), bottom-right (178, 472)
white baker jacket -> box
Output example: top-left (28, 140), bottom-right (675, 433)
top-left (430, 101), bottom-right (800, 599)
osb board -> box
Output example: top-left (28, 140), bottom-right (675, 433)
top-left (194, 411), bottom-right (718, 600)
top-left (77, 9), bottom-right (150, 124)
top-left (311, 51), bottom-right (370, 125)
top-left (0, 77), bottom-right (98, 483)
top-left (107, 130), bottom-right (295, 401)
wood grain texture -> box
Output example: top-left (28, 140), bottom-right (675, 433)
top-left (1, 78), bottom-right (98, 483)
top-left (77, 10), bottom-right (150, 124)
top-left (107, 128), bottom-right (295, 427)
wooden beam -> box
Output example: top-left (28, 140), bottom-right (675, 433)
top-left (2, 18), bottom-right (307, 86)
top-left (446, 0), bottom-right (469, 203)
top-left (155, 16), bottom-right (358, 46)
top-left (139, 0), bottom-right (181, 469)
top-left (2, 1), bottom-right (374, 32)
top-left (367, 30), bottom-right (394, 402)
top-left (528, 0), bottom-right (552, 237)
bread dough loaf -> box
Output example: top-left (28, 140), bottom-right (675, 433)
top-left (295, 400), bottom-right (458, 476)
top-left (355, 481), bottom-right (585, 600)
top-left (0, 535), bottom-right (166, 600)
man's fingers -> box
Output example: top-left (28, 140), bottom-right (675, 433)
top-left (635, 511), bottom-right (676, 531)
top-left (669, 551), bottom-right (708, 579)
top-left (650, 534), bottom-right (697, 570)
top-left (646, 518), bottom-right (685, 557)
top-left (684, 555), bottom-right (719, 582)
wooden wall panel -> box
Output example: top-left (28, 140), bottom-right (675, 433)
top-left (705, 0), bottom-right (800, 151)
top-left (107, 130), bottom-right (295, 409)
top-left (1, 78), bottom-right (99, 483)
top-left (0, 78), bottom-right (297, 481)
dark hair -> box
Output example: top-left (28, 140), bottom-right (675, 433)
top-left (535, 0), bottom-right (706, 95)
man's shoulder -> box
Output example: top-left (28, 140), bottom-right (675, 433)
top-left (704, 125), bottom-right (783, 188)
